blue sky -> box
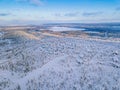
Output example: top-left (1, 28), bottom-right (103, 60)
top-left (0, 0), bottom-right (120, 24)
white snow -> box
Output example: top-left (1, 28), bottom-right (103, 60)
top-left (50, 26), bottom-right (86, 31)
top-left (0, 32), bottom-right (120, 90)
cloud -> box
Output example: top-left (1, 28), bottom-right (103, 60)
top-left (64, 12), bottom-right (79, 17)
top-left (29, 0), bottom-right (43, 6)
top-left (116, 7), bottom-right (120, 11)
top-left (55, 12), bottom-right (79, 17)
top-left (0, 13), bottom-right (11, 16)
top-left (83, 12), bottom-right (103, 16)
top-left (55, 12), bottom-right (102, 17)
top-left (16, 0), bottom-right (43, 6)
top-left (55, 13), bottom-right (62, 17)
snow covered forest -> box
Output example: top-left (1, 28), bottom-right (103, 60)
top-left (0, 26), bottom-right (120, 90)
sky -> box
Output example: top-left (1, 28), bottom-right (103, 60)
top-left (0, 0), bottom-right (120, 25)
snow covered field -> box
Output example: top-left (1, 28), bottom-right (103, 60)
top-left (49, 26), bottom-right (86, 31)
top-left (0, 29), bottom-right (120, 90)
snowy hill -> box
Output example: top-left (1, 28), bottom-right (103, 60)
top-left (0, 29), bottom-right (120, 90)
